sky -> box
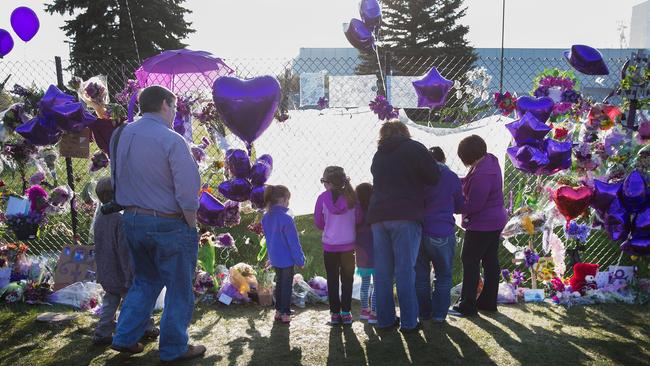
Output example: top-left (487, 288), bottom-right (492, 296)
top-left (0, 0), bottom-right (645, 61)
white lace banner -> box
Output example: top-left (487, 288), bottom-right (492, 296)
top-left (299, 72), bottom-right (325, 107)
top-left (328, 75), bottom-right (378, 108)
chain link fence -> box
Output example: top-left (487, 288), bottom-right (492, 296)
top-left (0, 54), bottom-right (636, 278)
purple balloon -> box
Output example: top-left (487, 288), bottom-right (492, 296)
top-left (413, 67), bottom-right (454, 109)
top-left (538, 138), bottom-right (572, 175)
top-left (604, 199), bottom-right (631, 241)
top-left (218, 178), bottom-right (253, 202)
top-left (360, 0), bottom-right (382, 30)
top-left (250, 161), bottom-right (272, 186)
top-left (633, 205), bottom-right (650, 238)
top-left (197, 191), bottom-right (225, 227)
top-left (507, 145), bottom-right (549, 174)
top-left (10, 7), bottom-right (40, 42)
top-left (226, 149), bottom-right (251, 179)
top-left (516, 96), bottom-right (554, 123)
top-left (50, 102), bottom-right (97, 133)
top-left (564, 45), bottom-right (609, 76)
top-left (590, 180), bottom-right (622, 213)
top-left (621, 237), bottom-right (650, 256)
top-left (250, 185), bottom-right (266, 210)
top-left (0, 29), bottom-right (14, 58)
top-left (505, 112), bottom-right (551, 145)
top-left (344, 18), bottom-right (375, 53)
top-left (620, 170), bottom-right (647, 212)
top-left (212, 76), bottom-right (281, 148)
top-left (258, 154), bottom-right (273, 168)
top-left (39, 85), bottom-right (76, 116)
top-left (15, 116), bottom-right (62, 146)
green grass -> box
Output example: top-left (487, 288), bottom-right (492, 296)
top-left (0, 302), bottom-right (648, 365)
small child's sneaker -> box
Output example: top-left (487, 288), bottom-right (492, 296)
top-left (280, 314), bottom-right (291, 324)
top-left (368, 312), bottom-right (378, 324)
top-left (341, 312), bottom-right (353, 325)
top-left (329, 313), bottom-right (342, 326)
top-left (274, 311), bottom-right (282, 322)
top-left (360, 308), bottom-right (371, 320)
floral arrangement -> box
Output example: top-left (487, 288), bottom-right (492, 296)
top-left (1, 103), bottom-right (31, 131)
top-left (9, 84), bottom-right (44, 115)
top-left (531, 68), bottom-right (584, 121)
top-left (75, 76), bottom-right (110, 118)
top-left (369, 95), bottom-right (399, 121)
top-left (523, 248), bottom-right (540, 268)
top-left (493, 91), bottom-right (517, 116)
top-left (115, 79), bottom-right (140, 106)
top-left (457, 67), bottom-right (492, 102)
top-left (25, 185), bottom-right (49, 214)
top-left (317, 96), bottom-right (329, 110)
top-left (0, 243), bottom-right (28, 268)
top-left (216, 233), bottom-right (235, 249)
top-left (223, 201), bottom-right (241, 227)
top-left (90, 151), bottom-right (109, 172)
top-left (565, 221), bottom-right (592, 243)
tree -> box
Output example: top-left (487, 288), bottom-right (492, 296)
top-left (358, 0), bottom-right (474, 75)
top-left (46, 0), bottom-right (194, 81)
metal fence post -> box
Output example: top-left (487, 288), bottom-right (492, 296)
top-left (54, 56), bottom-right (79, 243)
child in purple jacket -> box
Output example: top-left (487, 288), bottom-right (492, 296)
top-left (355, 183), bottom-right (377, 324)
top-left (314, 166), bottom-right (361, 325)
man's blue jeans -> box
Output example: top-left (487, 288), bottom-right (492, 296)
top-left (112, 212), bottom-right (198, 361)
top-left (372, 220), bottom-right (422, 329)
top-left (415, 234), bottom-right (456, 321)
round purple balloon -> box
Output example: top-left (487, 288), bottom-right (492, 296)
top-left (0, 29), bottom-right (14, 58)
top-left (620, 170), bottom-right (647, 212)
top-left (344, 18), bottom-right (375, 53)
top-left (538, 138), bottom-right (572, 175)
top-left (226, 149), bottom-right (251, 179)
top-left (258, 154), bottom-right (273, 168)
top-left (516, 96), bottom-right (555, 123)
top-left (212, 76), bottom-right (281, 148)
top-left (412, 67), bottom-right (454, 109)
top-left (250, 185), bottom-right (266, 210)
top-left (507, 145), bottom-right (549, 174)
top-left (197, 191), bottom-right (225, 227)
top-left (590, 179), bottom-right (622, 213)
top-left (218, 178), bottom-right (253, 202)
top-left (505, 112), bottom-right (552, 145)
top-left (360, 0), bottom-right (382, 30)
top-left (10, 7), bottom-right (40, 42)
top-left (250, 161), bottom-right (272, 186)
top-left (604, 198), bottom-right (631, 242)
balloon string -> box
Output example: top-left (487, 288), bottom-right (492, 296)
top-left (374, 47), bottom-right (387, 97)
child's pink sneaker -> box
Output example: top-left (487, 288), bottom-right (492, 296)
top-left (274, 311), bottom-right (282, 322)
top-left (280, 314), bottom-right (291, 324)
top-left (368, 312), bottom-right (377, 324)
top-left (341, 312), bottom-right (353, 325)
top-left (329, 313), bottom-right (342, 326)
top-left (360, 308), bottom-right (371, 320)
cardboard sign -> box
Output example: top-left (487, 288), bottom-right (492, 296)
top-left (59, 128), bottom-right (90, 158)
top-left (53, 245), bottom-right (96, 290)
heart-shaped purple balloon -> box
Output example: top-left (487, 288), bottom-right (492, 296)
top-left (218, 178), bottom-right (253, 202)
top-left (516, 96), bottom-right (554, 123)
top-left (621, 238), bottom-right (650, 256)
top-left (226, 149), bottom-right (251, 179)
top-left (197, 191), bottom-right (225, 227)
top-left (250, 185), bottom-right (266, 210)
top-left (538, 138), bottom-right (572, 175)
top-left (505, 112), bottom-right (551, 145)
top-left (620, 170), bottom-right (647, 212)
top-left (344, 18), bottom-right (375, 52)
top-left (590, 179), bottom-right (622, 213)
top-left (212, 75), bottom-right (281, 148)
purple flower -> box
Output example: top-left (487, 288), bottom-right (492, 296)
top-left (216, 233), bottom-right (235, 248)
top-left (223, 201), bottom-right (240, 227)
top-left (533, 86), bottom-right (549, 97)
top-left (501, 269), bottom-right (511, 282)
top-left (369, 95), bottom-right (399, 121)
top-left (29, 172), bottom-right (46, 186)
top-left (524, 248), bottom-right (540, 268)
top-left (561, 89), bottom-right (581, 104)
top-left (115, 79), bottom-right (139, 106)
top-left (317, 97), bottom-right (329, 110)
top-left (565, 221), bottom-right (591, 243)
top-left (49, 186), bottom-right (71, 206)
top-left (512, 269), bottom-right (525, 288)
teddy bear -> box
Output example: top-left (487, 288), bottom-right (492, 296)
top-left (569, 262), bottom-right (599, 295)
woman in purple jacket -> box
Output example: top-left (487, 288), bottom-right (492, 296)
top-left (451, 135), bottom-right (507, 317)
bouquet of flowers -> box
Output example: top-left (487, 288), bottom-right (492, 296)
top-left (5, 212), bottom-right (44, 241)
top-left (89, 151), bottom-right (109, 172)
top-left (369, 95), bottom-right (399, 121)
top-left (75, 76), bottom-right (110, 118)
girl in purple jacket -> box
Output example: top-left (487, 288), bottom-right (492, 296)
top-left (355, 183), bottom-right (377, 324)
top-left (314, 166), bottom-right (361, 325)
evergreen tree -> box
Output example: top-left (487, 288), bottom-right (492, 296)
top-left (357, 0), bottom-right (474, 76)
top-left (46, 0), bottom-right (194, 79)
